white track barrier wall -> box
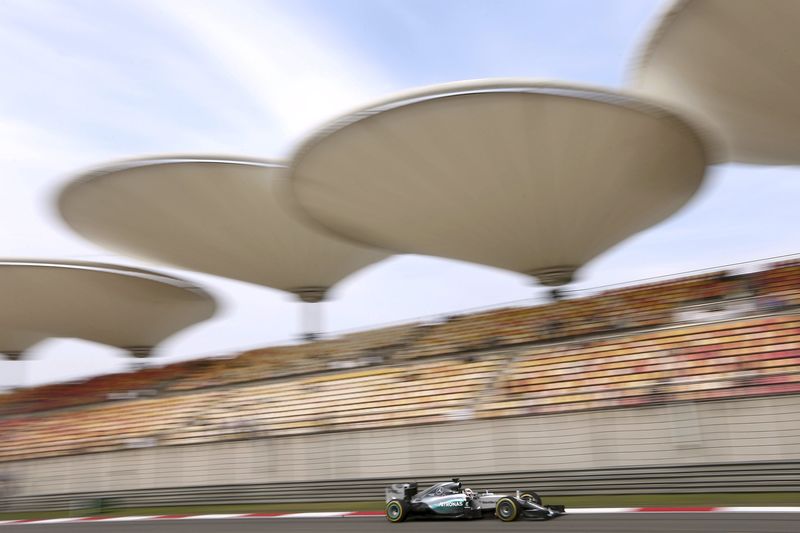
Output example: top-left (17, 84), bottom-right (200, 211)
top-left (2, 394), bottom-right (799, 500)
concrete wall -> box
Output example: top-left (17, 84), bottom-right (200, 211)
top-left (4, 395), bottom-right (800, 497)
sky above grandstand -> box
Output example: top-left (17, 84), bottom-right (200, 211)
top-left (1, 0), bottom-right (799, 388)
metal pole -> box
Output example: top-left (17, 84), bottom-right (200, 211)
top-left (300, 301), bottom-right (323, 341)
top-left (291, 287), bottom-right (328, 342)
top-left (6, 358), bottom-right (26, 389)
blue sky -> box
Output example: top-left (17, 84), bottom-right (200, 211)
top-left (0, 0), bottom-right (798, 388)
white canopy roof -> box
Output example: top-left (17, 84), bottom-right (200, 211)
top-left (289, 79), bottom-right (710, 285)
top-left (58, 157), bottom-right (389, 302)
top-left (631, 0), bottom-right (800, 165)
top-left (0, 260), bottom-right (216, 357)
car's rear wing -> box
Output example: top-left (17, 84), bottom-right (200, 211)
top-left (385, 482), bottom-right (418, 502)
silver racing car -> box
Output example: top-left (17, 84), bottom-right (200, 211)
top-left (384, 478), bottom-right (566, 523)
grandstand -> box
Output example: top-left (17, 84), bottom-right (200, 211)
top-left (1, 260), bottom-right (798, 506)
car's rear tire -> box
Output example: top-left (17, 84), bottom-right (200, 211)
top-left (386, 499), bottom-right (409, 523)
top-left (520, 491), bottom-right (542, 506)
top-left (496, 497), bottom-right (520, 522)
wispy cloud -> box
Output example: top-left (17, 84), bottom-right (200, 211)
top-left (149, 0), bottom-right (395, 152)
top-left (0, 0), bottom-right (277, 156)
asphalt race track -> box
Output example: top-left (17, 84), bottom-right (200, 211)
top-left (4, 514), bottom-right (799, 533)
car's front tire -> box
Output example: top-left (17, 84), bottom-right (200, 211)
top-left (520, 491), bottom-right (542, 506)
top-left (386, 499), bottom-right (410, 523)
top-left (496, 497), bottom-right (520, 522)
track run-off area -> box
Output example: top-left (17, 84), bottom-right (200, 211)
top-left (2, 510), bottom-right (800, 533)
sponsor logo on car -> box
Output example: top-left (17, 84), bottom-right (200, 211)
top-left (434, 499), bottom-right (465, 507)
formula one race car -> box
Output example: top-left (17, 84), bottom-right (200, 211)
top-left (384, 478), bottom-right (565, 523)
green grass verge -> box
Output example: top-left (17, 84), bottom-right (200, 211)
top-left (1, 493), bottom-right (799, 520)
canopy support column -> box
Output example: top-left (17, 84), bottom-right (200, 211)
top-left (3, 353), bottom-right (26, 390)
top-left (300, 301), bottom-right (323, 341)
top-left (126, 346), bottom-right (153, 358)
top-left (527, 266), bottom-right (577, 287)
top-left (3, 351), bottom-right (23, 361)
top-left (291, 287), bottom-right (328, 342)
